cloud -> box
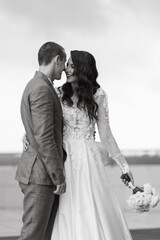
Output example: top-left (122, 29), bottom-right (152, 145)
top-left (0, 0), bottom-right (108, 64)
top-left (0, 0), bottom-right (107, 35)
top-left (0, 0), bottom-right (160, 151)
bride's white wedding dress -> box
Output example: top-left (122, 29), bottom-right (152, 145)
top-left (52, 87), bottom-right (133, 240)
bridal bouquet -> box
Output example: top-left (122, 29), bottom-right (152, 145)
top-left (127, 183), bottom-right (160, 213)
top-left (121, 174), bottom-right (160, 213)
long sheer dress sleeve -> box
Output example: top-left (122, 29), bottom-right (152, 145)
top-left (96, 88), bottom-right (129, 173)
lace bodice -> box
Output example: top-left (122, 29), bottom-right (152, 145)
top-left (62, 102), bottom-right (95, 141)
top-left (55, 87), bottom-right (129, 173)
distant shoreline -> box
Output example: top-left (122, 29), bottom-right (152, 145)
top-left (0, 153), bottom-right (159, 166)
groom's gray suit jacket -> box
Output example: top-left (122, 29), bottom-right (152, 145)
top-left (16, 71), bottom-right (65, 186)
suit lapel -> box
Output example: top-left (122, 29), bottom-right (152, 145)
top-left (36, 71), bottom-right (62, 114)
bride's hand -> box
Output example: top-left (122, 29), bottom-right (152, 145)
top-left (121, 170), bottom-right (134, 188)
top-left (22, 134), bottom-right (29, 151)
top-left (127, 170), bottom-right (134, 186)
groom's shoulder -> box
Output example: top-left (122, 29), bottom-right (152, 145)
top-left (24, 72), bottom-right (49, 93)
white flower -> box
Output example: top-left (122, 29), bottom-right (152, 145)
top-left (126, 183), bottom-right (160, 213)
top-left (144, 183), bottom-right (152, 195)
top-left (151, 195), bottom-right (160, 208)
top-left (135, 197), bottom-right (143, 206)
top-left (151, 188), bottom-right (157, 196)
top-left (143, 194), bottom-right (152, 205)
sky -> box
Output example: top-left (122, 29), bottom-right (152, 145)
top-left (0, 0), bottom-right (160, 153)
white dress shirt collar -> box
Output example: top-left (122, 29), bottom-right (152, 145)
top-left (47, 77), bottom-right (54, 87)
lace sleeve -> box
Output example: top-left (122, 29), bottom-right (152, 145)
top-left (96, 88), bottom-right (129, 173)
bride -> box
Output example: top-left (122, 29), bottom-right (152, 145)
top-left (24, 50), bottom-right (134, 240)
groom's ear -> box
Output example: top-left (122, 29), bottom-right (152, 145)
top-left (54, 55), bottom-right (61, 65)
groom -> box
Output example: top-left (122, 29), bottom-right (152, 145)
top-left (16, 42), bottom-right (67, 240)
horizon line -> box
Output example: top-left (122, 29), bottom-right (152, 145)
top-left (0, 148), bottom-right (160, 156)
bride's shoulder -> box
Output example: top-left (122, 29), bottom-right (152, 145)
top-left (55, 86), bottom-right (63, 98)
top-left (94, 87), bottom-right (108, 99)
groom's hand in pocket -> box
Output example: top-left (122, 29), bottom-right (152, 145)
top-left (54, 182), bottom-right (66, 195)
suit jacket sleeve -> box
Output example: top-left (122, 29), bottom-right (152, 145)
top-left (30, 85), bottom-right (65, 185)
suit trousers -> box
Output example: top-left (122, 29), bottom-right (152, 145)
top-left (18, 182), bottom-right (59, 240)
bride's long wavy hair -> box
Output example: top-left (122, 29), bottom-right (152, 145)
top-left (62, 50), bottom-right (100, 121)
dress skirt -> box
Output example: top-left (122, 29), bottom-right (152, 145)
top-left (51, 139), bottom-right (133, 240)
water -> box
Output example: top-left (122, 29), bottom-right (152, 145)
top-left (0, 164), bottom-right (160, 229)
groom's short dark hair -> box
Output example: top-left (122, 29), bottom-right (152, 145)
top-left (38, 42), bottom-right (66, 66)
